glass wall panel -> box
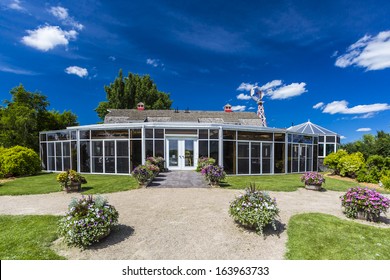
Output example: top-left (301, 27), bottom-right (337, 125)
top-left (326, 144), bottom-right (335, 156)
top-left (145, 140), bottom-right (153, 158)
top-left (155, 140), bottom-right (164, 157)
top-left (251, 143), bottom-right (261, 174)
top-left (262, 143), bottom-right (272, 173)
top-left (40, 134), bottom-right (46, 141)
top-left (40, 143), bottom-right (47, 170)
top-left (326, 136), bottom-right (335, 142)
top-left (223, 130), bottom-right (236, 140)
top-left (198, 141), bottom-right (208, 158)
top-left (48, 157), bottom-right (55, 171)
top-left (92, 141), bottom-right (103, 173)
top-left (306, 145), bottom-right (313, 172)
top-left (48, 143), bottom-right (55, 170)
top-left (319, 136), bottom-right (324, 142)
top-left (91, 130), bottom-right (129, 139)
top-left (292, 144), bottom-right (299, 172)
top-left (63, 142), bottom-right (71, 171)
top-left (55, 142), bottom-right (62, 171)
top-left (155, 129), bottom-right (164, 139)
top-left (210, 130), bottom-right (219, 139)
top-left (313, 145), bottom-right (318, 171)
top-left (288, 144), bottom-right (292, 173)
top-left (199, 130), bottom-right (208, 139)
top-left (80, 141), bottom-right (90, 172)
top-left (80, 130), bottom-right (90, 139)
top-left (223, 141), bottom-right (236, 174)
top-left (131, 129), bottom-right (142, 138)
top-left (105, 141), bottom-right (115, 173)
top-left (274, 133), bottom-right (285, 142)
top-left (145, 129), bottom-right (153, 138)
top-left (168, 139), bottom-right (178, 167)
top-left (299, 145), bottom-right (306, 172)
top-left (63, 157), bottom-right (71, 170)
top-left (71, 131), bottom-right (77, 140)
top-left (71, 141), bottom-right (77, 171)
top-left (319, 144), bottom-right (324, 157)
top-left (130, 140), bottom-right (142, 170)
top-left (165, 129), bottom-right (197, 135)
top-left (238, 142), bottom-right (249, 174)
top-left (238, 131), bottom-right (272, 141)
top-left (210, 141), bottom-right (219, 163)
top-left (274, 143), bottom-right (285, 173)
top-left (116, 141), bottom-right (129, 173)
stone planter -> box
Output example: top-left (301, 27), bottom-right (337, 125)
top-left (305, 184), bottom-right (322, 191)
top-left (356, 211), bottom-right (379, 222)
top-left (64, 182), bottom-right (82, 193)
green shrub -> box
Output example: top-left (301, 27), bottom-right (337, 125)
top-left (58, 195), bottom-right (119, 248)
top-left (229, 184), bottom-right (280, 234)
top-left (0, 146), bottom-right (41, 177)
top-left (356, 155), bottom-right (390, 183)
top-left (338, 152), bottom-right (365, 178)
top-left (380, 171), bottom-right (390, 190)
top-left (323, 149), bottom-right (348, 175)
top-left (196, 157), bottom-right (216, 172)
top-left (56, 170), bottom-right (87, 190)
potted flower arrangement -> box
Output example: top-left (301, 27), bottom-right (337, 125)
top-left (229, 184), bottom-right (280, 234)
top-left (146, 162), bottom-right (160, 176)
top-left (340, 187), bottom-right (390, 222)
top-left (56, 169), bottom-right (87, 192)
top-left (146, 156), bottom-right (166, 172)
top-left (58, 195), bottom-right (119, 248)
top-left (131, 165), bottom-right (154, 187)
top-left (300, 171), bottom-right (325, 191)
top-left (196, 157), bottom-right (216, 172)
top-left (201, 164), bottom-right (226, 187)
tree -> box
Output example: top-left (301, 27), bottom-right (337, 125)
top-left (0, 85), bottom-right (79, 151)
top-left (341, 131), bottom-right (390, 158)
top-left (95, 70), bottom-right (173, 120)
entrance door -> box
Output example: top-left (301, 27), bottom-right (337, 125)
top-left (167, 139), bottom-right (197, 170)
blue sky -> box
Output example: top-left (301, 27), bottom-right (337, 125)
top-left (1, 0), bottom-right (390, 142)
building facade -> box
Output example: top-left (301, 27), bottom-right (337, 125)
top-left (39, 107), bottom-right (339, 175)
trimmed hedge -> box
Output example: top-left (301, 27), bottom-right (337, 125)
top-left (0, 146), bottom-right (41, 177)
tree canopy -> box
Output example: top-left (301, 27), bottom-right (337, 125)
top-left (0, 84), bottom-right (78, 151)
top-left (95, 70), bottom-right (173, 120)
top-left (341, 131), bottom-right (390, 159)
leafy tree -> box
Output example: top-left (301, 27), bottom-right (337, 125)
top-left (342, 131), bottom-right (390, 158)
top-left (338, 152), bottom-right (365, 178)
top-left (0, 85), bottom-right (78, 151)
top-left (323, 149), bottom-right (348, 175)
top-left (95, 69), bottom-right (173, 120)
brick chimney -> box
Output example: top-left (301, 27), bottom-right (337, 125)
top-left (224, 104), bottom-right (232, 112)
top-left (137, 102), bottom-right (145, 111)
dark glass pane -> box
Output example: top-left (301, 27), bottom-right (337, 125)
top-left (92, 157), bottom-right (103, 173)
top-left (130, 140), bottom-right (142, 170)
top-left (80, 141), bottom-right (90, 172)
top-left (80, 130), bottom-right (90, 139)
top-left (288, 144), bottom-right (292, 173)
top-left (91, 130), bottom-right (129, 139)
top-left (319, 136), bottom-right (324, 142)
top-left (238, 142), bottom-right (249, 157)
top-left (238, 159), bottom-right (249, 174)
top-left (117, 158), bottom-right (129, 173)
top-left (40, 143), bottom-right (47, 170)
top-left (306, 145), bottom-right (313, 172)
top-left (293, 134), bottom-right (312, 144)
top-left (238, 131), bottom-right (272, 141)
top-left (71, 131), bottom-right (77, 140)
top-left (288, 134), bottom-right (292, 142)
top-left (337, 136), bottom-right (341, 144)
top-left (55, 142), bottom-right (62, 156)
top-left (274, 143), bottom-right (285, 173)
top-left (64, 157), bottom-right (71, 170)
top-left (40, 134), bottom-right (46, 141)
top-left (105, 158), bottom-right (115, 173)
top-left (155, 129), bottom-right (164, 139)
top-left (104, 141), bottom-right (115, 157)
top-left (326, 136), bottom-right (335, 142)
top-left (63, 142), bottom-right (70, 157)
top-left (314, 137), bottom-right (318, 144)
top-left (313, 145), bottom-right (318, 171)
top-left (223, 141), bottom-right (236, 174)
top-left (210, 141), bottom-right (219, 163)
top-left (145, 140), bottom-right (153, 158)
top-left (199, 129), bottom-right (208, 139)
top-left (48, 157), bottom-right (55, 171)
top-left (48, 142), bottom-right (54, 155)
top-left (145, 129), bottom-right (153, 138)
top-left (131, 129), bottom-right (142, 138)
top-left (262, 143), bottom-right (272, 173)
top-left (299, 145), bottom-right (306, 172)
top-left (326, 144), bottom-right (335, 156)
top-left (155, 140), bottom-right (164, 157)
top-left (92, 141), bottom-right (103, 156)
top-left (165, 129), bottom-right (197, 135)
top-left (71, 141), bottom-right (78, 171)
top-left (223, 130), bottom-right (236, 140)
top-left (319, 144), bottom-right (324, 157)
top-left (210, 129), bottom-right (219, 139)
top-left (199, 141), bottom-right (208, 158)
top-left (56, 132), bottom-right (69, 140)
top-left (117, 141), bottom-right (129, 156)
top-left (56, 157), bottom-right (62, 171)
top-left (274, 133), bottom-right (285, 142)
top-left (47, 133), bottom-right (56, 141)
top-left (251, 158), bottom-right (261, 174)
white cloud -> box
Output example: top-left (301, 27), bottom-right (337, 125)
top-left (237, 82), bottom-right (256, 91)
top-left (322, 100), bottom-right (390, 115)
top-left (65, 66), bottom-right (88, 77)
top-left (259, 80), bottom-right (282, 91)
top-left (49, 6), bottom-right (84, 30)
top-left (248, 107), bottom-right (255, 110)
top-left (356, 128), bottom-right (372, 132)
top-left (109, 56), bottom-right (116, 61)
top-left (313, 102), bottom-right (324, 109)
top-left (231, 105), bottom-right (246, 112)
top-left (335, 31), bottom-right (390, 70)
top-left (0, 66), bottom-right (37, 75)
top-left (352, 113), bottom-right (375, 119)
top-left (236, 93), bottom-right (251, 100)
top-left (21, 25), bottom-right (77, 51)
top-left (267, 82), bottom-right (307, 100)
top-left (146, 58), bottom-right (164, 68)
top-left (340, 135), bottom-right (346, 139)
top-left (8, 0), bottom-right (24, 11)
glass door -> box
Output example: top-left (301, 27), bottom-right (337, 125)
top-left (167, 138), bottom-right (197, 170)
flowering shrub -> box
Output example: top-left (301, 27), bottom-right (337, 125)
top-left (196, 157), bottom-right (216, 172)
top-left (58, 195), bottom-right (119, 248)
top-left (146, 163), bottom-right (160, 174)
top-left (201, 164), bottom-right (226, 184)
top-left (131, 165), bottom-right (153, 184)
top-left (229, 184), bottom-right (280, 234)
top-left (56, 170), bottom-right (87, 190)
top-left (300, 172), bottom-right (325, 186)
top-left (340, 187), bottom-right (390, 221)
top-left (146, 156), bottom-right (165, 171)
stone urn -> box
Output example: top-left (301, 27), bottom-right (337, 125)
top-left (305, 184), bottom-right (322, 191)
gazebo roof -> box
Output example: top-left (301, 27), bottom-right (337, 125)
top-left (287, 120), bottom-right (338, 135)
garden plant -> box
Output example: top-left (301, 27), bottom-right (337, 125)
top-left (131, 165), bottom-right (154, 185)
top-left (201, 164), bottom-right (226, 186)
top-left (56, 169), bottom-right (87, 192)
top-left (196, 157), bottom-right (216, 172)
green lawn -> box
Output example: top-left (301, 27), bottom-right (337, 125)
top-left (285, 213), bottom-right (390, 260)
top-left (0, 172), bottom-right (139, 195)
top-left (222, 174), bottom-right (362, 192)
top-left (0, 215), bottom-right (65, 260)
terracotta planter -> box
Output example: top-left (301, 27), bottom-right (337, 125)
top-left (305, 184), bottom-right (322, 191)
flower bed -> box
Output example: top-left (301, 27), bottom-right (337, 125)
top-left (340, 187), bottom-right (390, 222)
top-left (229, 185), bottom-right (280, 234)
top-left (58, 195), bottom-right (119, 248)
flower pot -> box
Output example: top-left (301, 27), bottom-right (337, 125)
top-left (305, 184), bottom-right (322, 191)
top-left (209, 180), bottom-right (220, 188)
top-left (65, 182), bottom-right (81, 193)
top-left (356, 211), bottom-right (379, 222)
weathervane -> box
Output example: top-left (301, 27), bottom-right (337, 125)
top-left (250, 86), bottom-right (267, 127)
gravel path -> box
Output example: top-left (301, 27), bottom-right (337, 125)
top-left (0, 187), bottom-right (389, 260)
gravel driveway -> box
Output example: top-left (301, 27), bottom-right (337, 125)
top-left (1, 186), bottom-right (388, 260)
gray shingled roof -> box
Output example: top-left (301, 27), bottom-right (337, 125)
top-left (104, 109), bottom-right (264, 126)
top-left (287, 121), bottom-right (338, 135)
